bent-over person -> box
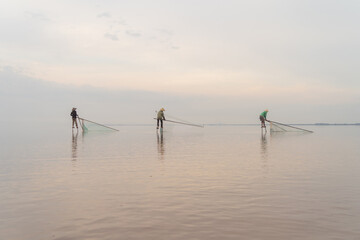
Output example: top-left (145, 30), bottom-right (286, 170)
top-left (157, 108), bottom-right (166, 129)
top-left (71, 108), bottom-right (78, 129)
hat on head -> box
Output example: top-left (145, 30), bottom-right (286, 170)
top-left (160, 108), bottom-right (165, 111)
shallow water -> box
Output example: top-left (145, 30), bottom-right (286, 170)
top-left (1, 124), bottom-right (360, 240)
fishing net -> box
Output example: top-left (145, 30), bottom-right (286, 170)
top-left (270, 121), bottom-right (313, 133)
top-left (78, 118), bottom-right (119, 132)
top-left (165, 114), bottom-right (204, 128)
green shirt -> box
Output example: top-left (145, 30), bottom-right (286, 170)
top-left (260, 111), bottom-right (268, 119)
top-left (157, 110), bottom-right (165, 120)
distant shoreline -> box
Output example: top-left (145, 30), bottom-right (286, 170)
top-left (205, 123), bottom-right (360, 126)
top-left (314, 123), bottom-right (360, 126)
top-left (109, 123), bottom-right (360, 126)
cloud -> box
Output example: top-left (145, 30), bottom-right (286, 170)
top-left (154, 28), bottom-right (179, 49)
top-left (24, 11), bottom-right (51, 22)
top-left (104, 33), bottom-right (119, 41)
top-left (1, 67), bottom-right (223, 124)
top-left (2, 67), bottom-right (359, 124)
top-left (113, 19), bottom-right (127, 26)
top-left (2, 0), bottom-right (358, 124)
top-left (97, 12), bottom-right (111, 18)
top-left (97, 13), bottom-right (126, 41)
top-left (125, 30), bottom-right (141, 38)
top-left (157, 29), bottom-right (173, 36)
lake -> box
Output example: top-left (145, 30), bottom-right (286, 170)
top-left (1, 124), bottom-right (360, 240)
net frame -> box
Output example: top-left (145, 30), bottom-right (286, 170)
top-left (269, 121), bottom-right (313, 133)
top-left (78, 117), bottom-right (119, 132)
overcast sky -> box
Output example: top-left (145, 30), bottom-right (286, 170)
top-left (1, 0), bottom-right (359, 124)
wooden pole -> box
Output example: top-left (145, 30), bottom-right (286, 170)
top-left (165, 119), bottom-right (204, 128)
top-left (154, 118), bottom-right (204, 128)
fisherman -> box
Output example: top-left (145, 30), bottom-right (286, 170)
top-left (70, 107), bottom-right (78, 129)
top-left (157, 108), bottom-right (166, 129)
top-left (259, 109), bottom-right (269, 128)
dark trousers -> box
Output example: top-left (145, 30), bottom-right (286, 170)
top-left (157, 119), bottom-right (163, 128)
top-left (72, 117), bottom-right (78, 128)
top-left (259, 116), bottom-right (265, 127)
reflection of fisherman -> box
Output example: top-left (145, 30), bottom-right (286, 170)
top-left (157, 130), bottom-right (165, 155)
top-left (157, 108), bottom-right (166, 129)
top-left (72, 131), bottom-right (78, 160)
top-left (259, 109), bottom-right (269, 129)
top-left (71, 108), bottom-right (78, 129)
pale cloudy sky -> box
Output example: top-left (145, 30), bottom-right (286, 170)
top-left (1, 0), bottom-right (359, 123)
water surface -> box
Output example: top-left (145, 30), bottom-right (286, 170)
top-left (1, 124), bottom-right (360, 239)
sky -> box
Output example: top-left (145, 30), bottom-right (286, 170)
top-left (1, 0), bottom-right (360, 124)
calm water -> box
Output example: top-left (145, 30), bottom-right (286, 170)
top-left (1, 124), bottom-right (360, 240)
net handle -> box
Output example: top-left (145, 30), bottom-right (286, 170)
top-left (165, 119), bottom-right (204, 128)
top-left (153, 118), bottom-right (204, 128)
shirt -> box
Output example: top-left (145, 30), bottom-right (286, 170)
top-left (157, 110), bottom-right (165, 120)
top-left (260, 111), bottom-right (268, 119)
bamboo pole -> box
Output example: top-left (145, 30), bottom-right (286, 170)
top-left (165, 119), bottom-right (204, 128)
top-left (154, 118), bottom-right (204, 128)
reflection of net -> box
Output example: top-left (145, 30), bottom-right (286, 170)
top-left (79, 118), bottom-right (118, 132)
top-left (270, 122), bottom-right (311, 133)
